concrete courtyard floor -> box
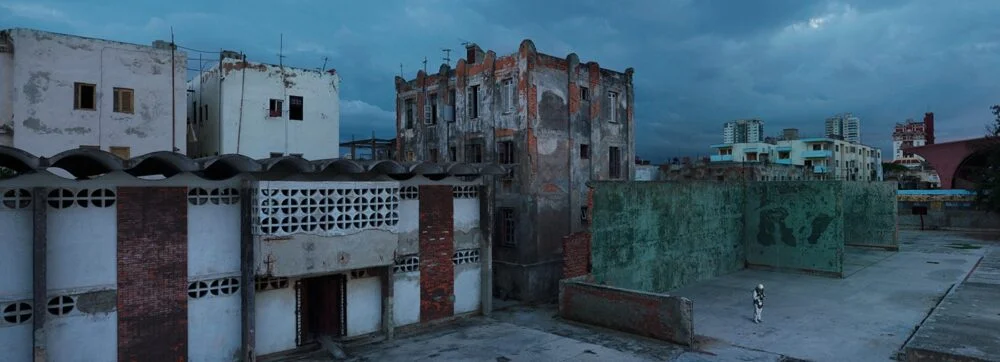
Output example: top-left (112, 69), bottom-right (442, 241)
top-left (668, 229), bottom-right (998, 362)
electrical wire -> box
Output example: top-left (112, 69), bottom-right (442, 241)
top-left (176, 45), bottom-right (220, 54)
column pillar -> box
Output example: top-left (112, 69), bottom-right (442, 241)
top-left (32, 187), bottom-right (47, 362)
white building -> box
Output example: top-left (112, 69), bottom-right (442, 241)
top-left (186, 51), bottom-right (340, 160)
top-left (0, 28), bottom-right (187, 158)
top-left (710, 137), bottom-right (883, 181)
top-left (723, 119), bottom-right (764, 144)
top-left (892, 116), bottom-right (933, 169)
top-left (0, 146), bottom-right (502, 361)
top-left (825, 113), bottom-right (861, 144)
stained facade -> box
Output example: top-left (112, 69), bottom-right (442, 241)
top-left (394, 40), bottom-right (636, 301)
top-left (0, 146), bottom-right (503, 361)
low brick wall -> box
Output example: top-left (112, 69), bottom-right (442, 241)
top-left (562, 232), bottom-right (591, 279)
top-left (558, 277), bottom-right (694, 346)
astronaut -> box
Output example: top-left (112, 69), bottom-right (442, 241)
top-left (752, 284), bottom-right (766, 323)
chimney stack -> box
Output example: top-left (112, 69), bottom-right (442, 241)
top-left (465, 43), bottom-right (484, 64)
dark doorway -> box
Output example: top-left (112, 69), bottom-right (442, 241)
top-left (297, 274), bottom-right (346, 345)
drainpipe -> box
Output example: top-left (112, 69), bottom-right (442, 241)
top-left (170, 33), bottom-right (176, 153)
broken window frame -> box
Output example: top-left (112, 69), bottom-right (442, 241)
top-left (448, 146), bottom-right (457, 162)
top-left (405, 98), bottom-right (415, 129)
top-left (608, 91), bottom-right (618, 123)
top-left (112, 87), bottom-right (134, 114)
top-left (74, 82), bottom-right (96, 110)
top-left (580, 86), bottom-right (590, 102)
top-left (289, 96), bottom-right (304, 121)
top-left (497, 140), bottom-right (515, 164)
top-left (580, 144), bottom-right (590, 160)
top-left (466, 85), bottom-right (480, 120)
top-left (429, 148), bottom-right (439, 163)
top-left (501, 78), bottom-right (514, 113)
top-left (465, 141), bottom-right (484, 163)
top-left (498, 207), bottom-right (516, 247)
top-left (269, 99), bottom-right (283, 118)
top-left (428, 93), bottom-right (438, 125)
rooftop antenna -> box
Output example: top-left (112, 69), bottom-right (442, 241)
top-left (320, 56), bottom-right (328, 72)
top-left (399, 63), bottom-right (403, 78)
top-left (442, 48), bottom-right (452, 66)
top-left (422, 56), bottom-right (428, 74)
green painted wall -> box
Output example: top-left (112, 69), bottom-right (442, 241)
top-left (743, 182), bottom-right (845, 276)
top-left (843, 182), bottom-right (898, 250)
top-left (590, 182), bottom-right (746, 293)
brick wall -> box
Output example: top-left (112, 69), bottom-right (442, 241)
top-left (117, 187), bottom-right (188, 362)
top-left (558, 278), bottom-right (694, 346)
top-left (562, 232), bottom-right (591, 279)
top-left (418, 185), bottom-right (455, 322)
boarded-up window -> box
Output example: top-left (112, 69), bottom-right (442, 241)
top-left (113, 88), bottom-right (134, 114)
top-left (289, 96), bottom-right (303, 120)
top-left (74, 83), bottom-right (96, 110)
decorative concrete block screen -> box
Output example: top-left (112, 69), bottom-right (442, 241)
top-left (743, 182), bottom-right (845, 277)
top-left (253, 181), bottom-right (400, 236)
top-left (589, 182), bottom-right (746, 292)
top-left (558, 277), bottom-right (694, 346)
top-left (842, 182), bottom-right (898, 250)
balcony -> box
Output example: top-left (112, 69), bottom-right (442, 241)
top-left (775, 158), bottom-right (792, 165)
top-left (813, 165), bottom-right (829, 173)
top-left (710, 155), bottom-right (734, 162)
top-left (802, 150), bottom-right (833, 158)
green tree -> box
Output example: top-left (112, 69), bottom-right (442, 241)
top-left (974, 105), bottom-right (1000, 211)
top-left (0, 166), bottom-right (14, 179)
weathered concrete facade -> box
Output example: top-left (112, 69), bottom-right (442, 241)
top-left (0, 28), bottom-right (188, 158)
top-left (394, 40), bottom-right (636, 301)
top-left (187, 52), bottom-right (340, 160)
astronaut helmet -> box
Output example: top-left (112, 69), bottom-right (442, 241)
top-left (756, 284), bottom-right (764, 290)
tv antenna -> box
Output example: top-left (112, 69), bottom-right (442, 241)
top-left (442, 48), bottom-right (452, 65)
top-left (319, 56), bottom-right (329, 72)
top-left (422, 56), bottom-right (428, 74)
top-left (399, 63), bottom-right (403, 78)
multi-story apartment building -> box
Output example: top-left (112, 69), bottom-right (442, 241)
top-left (187, 51), bottom-right (340, 160)
top-left (0, 28), bottom-right (187, 158)
top-left (394, 40), bottom-right (636, 302)
top-left (892, 112), bottom-right (936, 169)
top-left (710, 137), bottom-right (883, 181)
top-left (825, 113), bottom-right (861, 144)
top-left (723, 119), bottom-right (764, 144)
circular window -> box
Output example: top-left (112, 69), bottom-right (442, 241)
top-left (1, 189), bottom-right (31, 209)
top-left (2, 302), bottom-right (33, 324)
top-left (47, 296), bottom-right (75, 316)
top-left (188, 281), bottom-right (209, 299)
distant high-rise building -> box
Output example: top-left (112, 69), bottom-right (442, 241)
top-left (782, 128), bottom-right (800, 140)
top-left (723, 119), bottom-right (764, 144)
top-left (892, 112), bottom-right (936, 169)
top-left (825, 113), bottom-right (861, 144)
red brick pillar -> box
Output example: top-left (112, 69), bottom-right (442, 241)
top-left (418, 185), bottom-right (455, 322)
top-left (116, 187), bottom-right (188, 362)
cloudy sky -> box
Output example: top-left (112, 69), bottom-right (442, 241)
top-left (3, 0), bottom-right (998, 161)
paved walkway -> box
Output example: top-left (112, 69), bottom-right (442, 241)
top-left (903, 248), bottom-right (1000, 361)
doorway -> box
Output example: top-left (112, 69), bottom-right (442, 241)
top-left (297, 274), bottom-right (346, 345)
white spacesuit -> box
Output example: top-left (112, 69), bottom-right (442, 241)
top-left (752, 284), bottom-right (765, 323)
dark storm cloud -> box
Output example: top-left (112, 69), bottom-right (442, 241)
top-left (4, 0), bottom-right (999, 161)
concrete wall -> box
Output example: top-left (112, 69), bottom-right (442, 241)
top-left (558, 278), bottom-right (694, 346)
top-left (7, 28), bottom-right (187, 157)
top-left (843, 182), bottom-right (898, 250)
top-left (391, 267), bottom-right (420, 327)
top-left (744, 182), bottom-right (845, 277)
top-left (896, 190), bottom-right (1000, 230)
top-left (188, 57), bottom-right (340, 160)
top-left (454, 251), bottom-right (482, 314)
top-left (589, 182), bottom-right (746, 292)
top-left (346, 274), bottom-right (381, 337)
top-left (254, 282), bottom-right (296, 356)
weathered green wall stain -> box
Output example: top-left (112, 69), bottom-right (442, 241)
top-left (743, 181), bottom-right (844, 276)
top-left (843, 182), bottom-right (898, 250)
top-left (590, 182), bottom-right (746, 292)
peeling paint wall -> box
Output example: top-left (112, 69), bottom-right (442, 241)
top-left (392, 272), bottom-right (420, 327)
top-left (46, 309), bottom-right (117, 362)
top-left (188, 57), bottom-right (340, 160)
top-left (454, 264), bottom-right (482, 314)
top-left (254, 285), bottom-right (297, 356)
top-left (6, 28), bottom-right (187, 157)
top-left (589, 182), bottom-right (746, 292)
top-left (743, 182), bottom-right (845, 276)
top-left (346, 275), bottom-right (382, 337)
top-left (394, 40), bottom-right (635, 302)
top-left (188, 291), bottom-right (241, 362)
top-left (843, 182), bottom-right (898, 249)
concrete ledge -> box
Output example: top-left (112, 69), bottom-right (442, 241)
top-left (843, 243), bottom-right (900, 252)
top-left (558, 277), bottom-right (694, 346)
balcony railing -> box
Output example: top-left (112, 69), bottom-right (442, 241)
top-left (802, 150), bottom-right (833, 158)
top-left (813, 165), bottom-right (829, 173)
top-left (710, 155), bottom-right (734, 162)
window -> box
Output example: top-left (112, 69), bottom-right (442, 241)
top-left (269, 99), bottom-right (283, 117)
top-left (113, 87), bottom-right (134, 114)
top-left (405, 98), bottom-right (415, 129)
top-left (580, 206), bottom-right (589, 225)
top-left (778, 151), bottom-right (790, 159)
top-left (580, 144), bottom-right (590, 159)
top-left (429, 148), bottom-right (439, 163)
top-left (500, 168), bottom-right (514, 192)
top-left (406, 151), bottom-right (415, 162)
top-left (449, 146), bottom-right (457, 162)
top-left (467, 85), bottom-right (480, 119)
top-left (428, 93), bottom-right (438, 125)
top-left (465, 142), bottom-right (483, 163)
top-left (580, 86), bottom-right (590, 101)
top-left (501, 78), bottom-right (514, 113)
top-left (109, 146), bottom-right (130, 160)
top-left (497, 141), bottom-right (515, 164)
top-left (608, 91), bottom-right (618, 123)
top-left (203, 105), bottom-right (208, 123)
top-left (289, 96), bottom-right (303, 120)
top-left (192, 101), bottom-right (198, 124)
top-left (74, 83), bottom-right (96, 110)
top-left (448, 89), bottom-right (456, 123)
top-left (609, 146), bottom-right (621, 179)
top-left (498, 207), bottom-right (515, 246)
